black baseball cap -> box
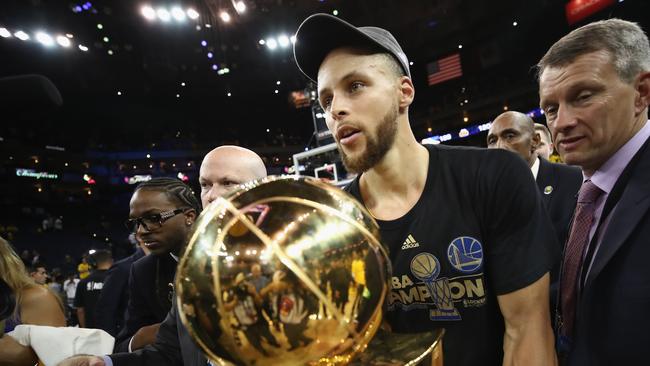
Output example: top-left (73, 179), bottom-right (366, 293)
top-left (293, 13), bottom-right (411, 83)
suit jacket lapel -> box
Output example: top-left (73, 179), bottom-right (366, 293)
top-left (536, 158), bottom-right (554, 205)
top-left (584, 143), bottom-right (650, 290)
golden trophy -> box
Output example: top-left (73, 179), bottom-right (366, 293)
top-left (176, 176), bottom-right (443, 365)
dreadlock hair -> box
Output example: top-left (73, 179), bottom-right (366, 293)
top-left (135, 177), bottom-right (202, 214)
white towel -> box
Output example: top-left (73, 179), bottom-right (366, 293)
top-left (8, 325), bottom-right (114, 366)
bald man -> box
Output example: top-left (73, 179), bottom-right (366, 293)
top-left (59, 146), bottom-right (267, 366)
top-left (488, 111), bottom-right (581, 283)
top-left (199, 145), bottom-right (267, 208)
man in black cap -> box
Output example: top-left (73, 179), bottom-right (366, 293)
top-left (294, 14), bottom-right (557, 366)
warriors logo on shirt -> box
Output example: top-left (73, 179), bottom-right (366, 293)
top-left (447, 236), bottom-right (483, 274)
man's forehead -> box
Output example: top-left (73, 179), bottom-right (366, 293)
top-left (200, 161), bottom-right (243, 181)
top-left (540, 51), bottom-right (612, 88)
top-left (490, 117), bottom-right (519, 132)
top-left (317, 48), bottom-right (384, 86)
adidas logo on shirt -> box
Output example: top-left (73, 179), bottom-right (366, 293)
top-left (401, 234), bottom-right (420, 250)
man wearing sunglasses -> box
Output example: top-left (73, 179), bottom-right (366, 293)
top-left (114, 177), bottom-right (202, 353)
top-left (59, 146), bottom-right (268, 366)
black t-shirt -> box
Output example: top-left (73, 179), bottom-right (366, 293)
top-left (347, 144), bottom-right (556, 366)
top-left (73, 269), bottom-right (109, 329)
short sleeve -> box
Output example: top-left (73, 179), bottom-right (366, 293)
top-left (477, 150), bottom-right (558, 295)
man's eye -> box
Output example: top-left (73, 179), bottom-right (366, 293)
top-left (350, 82), bottom-right (364, 91)
top-left (144, 214), bottom-right (161, 222)
top-left (322, 97), bottom-right (332, 109)
top-left (544, 106), bottom-right (557, 117)
top-left (577, 92), bottom-right (592, 101)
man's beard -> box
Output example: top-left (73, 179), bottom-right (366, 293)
top-left (339, 103), bottom-right (399, 174)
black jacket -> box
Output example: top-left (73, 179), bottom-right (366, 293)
top-left (535, 157), bottom-right (582, 282)
top-left (114, 253), bottom-right (177, 352)
top-left (95, 248), bottom-right (145, 336)
top-left (110, 296), bottom-right (206, 366)
top-left (567, 137), bottom-right (650, 365)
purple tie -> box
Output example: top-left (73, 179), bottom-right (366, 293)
top-left (560, 180), bottom-right (603, 337)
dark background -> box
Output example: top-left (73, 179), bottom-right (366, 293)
top-left (1, 0), bottom-right (647, 264)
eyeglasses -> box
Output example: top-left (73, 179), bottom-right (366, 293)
top-left (125, 208), bottom-right (189, 232)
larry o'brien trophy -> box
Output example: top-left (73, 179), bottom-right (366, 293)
top-left (176, 176), bottom-right (443, 365)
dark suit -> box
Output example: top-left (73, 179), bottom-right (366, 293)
top-left (535, 157), bottom-right (582, 282)
top-left (110, 296), bottom-right (206, 366)
top-left (567, 137), bottom-right (650, 365)
top-left (114, 253), bottom-right (177, 352)
top-left (95, 248), bottom-right (145, 336)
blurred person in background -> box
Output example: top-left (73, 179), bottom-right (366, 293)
top-left (74, 250), bottom-right (113, 329)
top-left (62, 254), bottom-right (77, 278)
top-left (28, 263), bottom-right (48, 286)
top-left (78, 254), bottom-right (90, 280)
top-left (48, 270), bottom-right (67, 305)
top-left (63, 274), bottom-right (80, 326)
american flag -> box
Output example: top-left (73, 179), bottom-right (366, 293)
top-left (427, 53), bottom-right (462, 86)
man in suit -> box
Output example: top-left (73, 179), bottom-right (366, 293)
top-left (114, 177), bottom-right (202, 352)
top-left (487, 111), bottom-right (582, 276)
top-left (95, 237), bottom-right (149, 337)
top-left (58, 146), bottom-right (268, 366)
top-left (537, 19), bottom-right (650, 365)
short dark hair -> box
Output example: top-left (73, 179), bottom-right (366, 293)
top-left (28, 263), bottom-right (46, 274)
top-left (135, 177), bottom-right (201, 214)
top-left (353, 44), bottom-right (406, 79)
top-left (90, 250), bottom-right (112, 266)
top-left (377, 52), bottom-right (407, 79)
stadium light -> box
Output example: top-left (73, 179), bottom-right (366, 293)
top-left (278, 35), bottom-right (290, 48)
top-left (187, 8), bottom-right (199, 20)
top-left (234, 1), bottom-right (246, 13)
top-left (141, 5), bottom-right (156, 20)
top-left (35, 32), bottom-right (54, 47)
top-left (56, 35), bottom-right (71, 47)
top-left (14, 30), bottom-right (30, 41)
top-left (266, 38), bottom-right (277, 50)
top-left (157, 8), bottom-right (171, 22)
top-left (171, 7), bottom-right (186, 21)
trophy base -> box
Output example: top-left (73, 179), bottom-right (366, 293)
top-left (350, 328), bottom-right (444, 366)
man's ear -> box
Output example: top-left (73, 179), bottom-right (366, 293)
top-left (185, 210), bottom-right (198, 225)
top-left (634, 71), bottom-right (650, 116)
top-left (531, 132), bottom-right (542, 152)
top-left (398, 76), bottom-right (415, 112)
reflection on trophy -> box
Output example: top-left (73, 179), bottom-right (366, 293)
top-left (176, 176), bottom-right (443, 365)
